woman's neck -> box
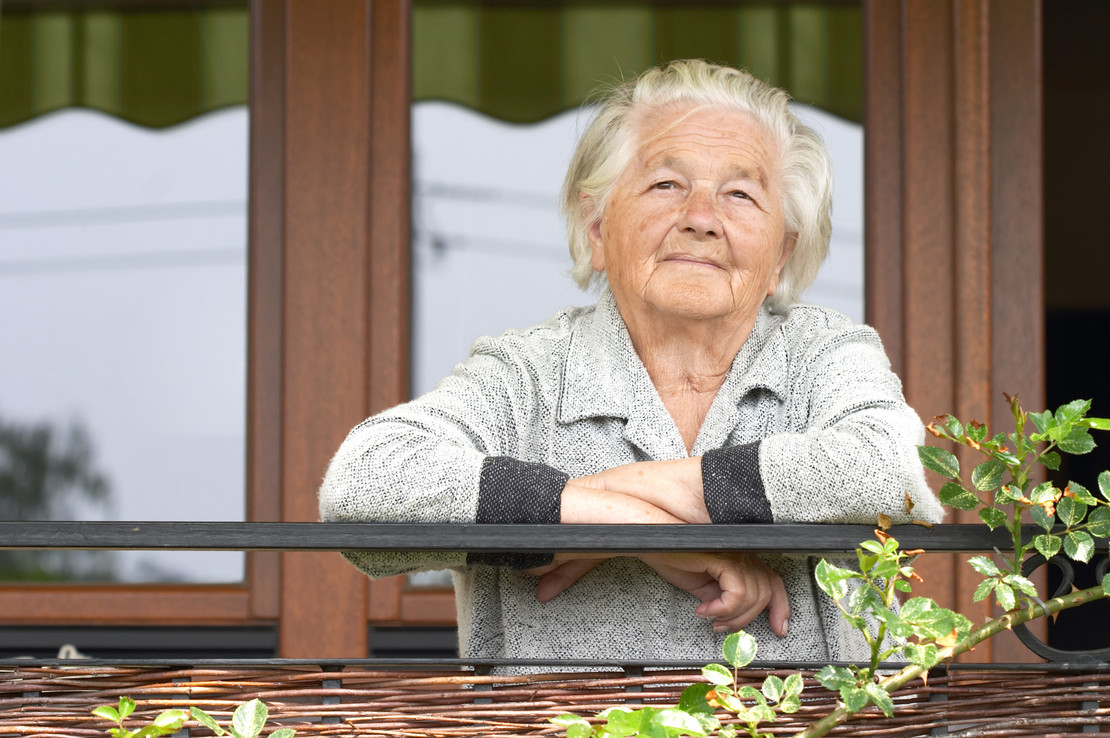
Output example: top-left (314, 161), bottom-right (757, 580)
top-left (621, 307), bottom-right (758, 453)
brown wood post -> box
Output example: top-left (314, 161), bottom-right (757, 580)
top-left (864, 0), bottom-right (1044, 662)
top-left (250, 0), bottom-right (412, 658)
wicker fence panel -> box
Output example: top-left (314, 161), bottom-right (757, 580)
top-left (3, 664), bottom-right (1109, 737)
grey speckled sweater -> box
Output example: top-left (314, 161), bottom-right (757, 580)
top-left (319, 291), bottom-right (943, 662)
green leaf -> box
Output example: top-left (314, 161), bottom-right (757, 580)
top-left (972, 459), bottom-right (1006, 491)
top-left (904, 642), bottom-right (940, 669)
top-left (92, 706), bottom-right (121, 722)
top-left (1030, 481), bottom-right (1058, 504)
top-left (655, 708), bottom-right (710, 736)
top-left (232, 699), bottom-right (268, 738)
top-left (1038, 451), bottom-right (1062, 471)
top-left (864, 684), bottom-right (895, 717)
top-left (1056, 399), bottom-right (1092, 426)
top-left (761, 675), bottom-right (784, 703)
top-left (149, 711), bottom-right (188, 735)
top-left (1029, 409), bottom-right (1052, 434)
top-left (995, 583), bottom-right (1016, 611)
top-left (779, 694), bottom-right (802, 714)
top-left (736, 685), bottom-right (760, 701)
top-left (718, 726), bottom-right (738, 738)
top-left (996, 484), bottom-right (1022, 504)
top-left (551, 712), bottom-right (596, 738)
top-left (721, 630), bottom-right (757, 669)
top-left (270, 730), bottom-right (296, 738)
top-left (1100, 471), bottom-right (1110, 501)
top-left (1087, 417), bottom-right (1110, 430)
top-left (815, 665), bottom-right (856, 692)
top-left (842, 687), bottom-right (869, 713)
top-left (1057, 496), bottom-right (1088, 528)
top-left (1003, 574), bottom-right (1038, 597)
top-left (973, 578), bottom-right (997, 603)
top-left (918, 446), bottom-right (960, 479)
top-left (1064, 530), bottom-right (1095, 563)
top-left (978, 507), bottom-right (1007, 530)
top-left (1059, 427), bottom-right (1097, 455)
top-left (1033, 534), bottom-right (1062, 560)
top-left (968, 555), bottom-right (1001, 577)
top-left (678, 683), bottom-right (715, 715)
top-left (1068, 482), bottom-right (1099, 505)
top-left (118, 698), bottom-right (136, 722)
top-left (943, 415), bottom-right (963, 438)
top-left (190, 707), bottom-right (225, 736)
top-left (939, 482), bottom-right (979, 511)
top-left (783, 673), bottom-right (804, 698)
top-left (1087, 507), bottom-right (1110, 538)
top-left (701, 663), bottom-right (733, 686)
top-left (967, 421), bottom-right (989, 443)
top-left (814, 559), bottom-right (856, 601)
top-left (1030, 504), bottom-right (1055, 531)
top-left (894, 579), bottom-right (912, 593)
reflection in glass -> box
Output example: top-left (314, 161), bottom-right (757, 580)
top-left (0, 5), bottom-right (249, 583)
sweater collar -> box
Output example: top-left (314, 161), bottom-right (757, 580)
top-left (558, 290), bottom-right (790, 455)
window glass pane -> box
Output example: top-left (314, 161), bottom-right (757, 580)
top-left (0, 5), bottom-right (249, 583)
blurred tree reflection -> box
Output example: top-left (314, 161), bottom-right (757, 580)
top-left (0, 415), bottom-right (116, 581)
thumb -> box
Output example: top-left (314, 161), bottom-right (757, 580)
top-left (535, 559), bottom-right (602, 602)
top-left (769, 571), bottom-right (791, 637)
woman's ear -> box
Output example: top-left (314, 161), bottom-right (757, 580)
top-left (766, 233), bottom-right (797, 297)
top-left (580, 193), bottom-right (605, 272)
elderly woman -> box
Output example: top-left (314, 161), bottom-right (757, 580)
top-left (319, 59), bottom-right (942, 663)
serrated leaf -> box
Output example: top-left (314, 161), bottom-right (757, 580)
top-left (1031, 504), bottom-right (1055, 531)
top-left (779, 694), bottom-right (801, 714)
top-left (1056, 399), bottom-right (1092, 425)
top-left (1087, 417), bottom-right (1110, 430)
top-left (1060, 427), bottom-right (1097, 455)
top-left (761, 675), bottom-right (784, 703)
top-left (905, 642), bottom-right (940, 669)
top-left (270, 730), bottom-right (295, 738)
top-left (972, 459), bottom-right (1006, 491)
top-left (1003, 574), bottom-right (1039, 597)
top-left (815, 665), bottom-right (856, 692)
top-left (655, 708), bottom-right (709, 735)
top-left (979, 507), bottom-right (1007, 530)
top-left (750, 704), bottom-right (776, 723)
top-left (722, 630), bottom-right (757, 668)
top-left (968, 555), bottom-right (1001, 577)
top-left (92, 706), bottom-right (120, 722)
top-left (1064, 530), bottom-right (1095, 563)
top-left (842, 687), bottom-right (869, 713)
top-left (995, 583), bottom-right (1016, 611)
top-left (1068, 482), bottom-right (1099, 505)
top-left (702, 663), bottom-right (733, 686)
top-left (736, 685), bottom-right (760, 701)
top-left (942, 415), bottom-right (963, 438)
top-left (189, 707), bottom-right (225, 736)
top-left (1100, 471), bottom-right (1110, 501)
top-left (973, 577), bottom-right (997, 602)
top-left (718, 726), bottom-right (738, 738)
top-left (152, 711), bottom-right (188, 732)
top-left (678, 683), bottom-right (714, 714)
top-left (119, 697), bottom-right (136, 721)
top-left (783, 673), bottom-right (804, 698)
top-left (232, 699), bottom-right (268, 738)
top-left (918, 446), bottom-right (960, 479)
top-left (1039, 451), bottom-right (1062, 470)
top-left (1030, 481), bottom-right (1057, 504)
top-left (894, 579), bottom-right (912, 592)
top-left (939, 482), bottom-right (979, 511)
top-left (967, 420), bottom-right (989, 443)
top-left (864, 683), bottom-right (895, 717)
top-left (1057, 496), bottom-right (1087, 528)
top-left (1087, 507), bottom-right (1110, 538)
top-left (1029, 410), bottom-right (1052, 434)
top-left (1033, 534), bottom-right (1062, 560)
top-left (815, 559), bottom-right (856, 601)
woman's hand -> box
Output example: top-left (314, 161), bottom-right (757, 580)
top-left (639, 552), bottom-right (789, 636)
top-left (563, 458), bottom-right (710, 524)
top-left (533, 551), bottom-right (789, 637)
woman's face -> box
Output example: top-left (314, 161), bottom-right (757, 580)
top-left (588, 105), bottom-right (794, 329)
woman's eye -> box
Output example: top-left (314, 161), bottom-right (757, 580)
top-left (651, 181), bottom-right (677, 190)
top-left (730, 190), bottom-right (751, 200)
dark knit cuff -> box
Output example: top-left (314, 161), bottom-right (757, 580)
top-left (466, 456), bottom-right (567, 569)
top-left (701, 442), bottom-right (773, 524)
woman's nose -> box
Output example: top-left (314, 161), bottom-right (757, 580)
top-left (678, 189), bottom-right (721, 238)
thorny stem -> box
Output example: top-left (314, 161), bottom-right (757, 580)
top-left (793, 582), bottom-right (1109, 738)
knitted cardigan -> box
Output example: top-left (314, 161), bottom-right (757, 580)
top-left (319, 291), bottom-right (944, 662)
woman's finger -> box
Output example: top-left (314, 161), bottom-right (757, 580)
top-left (535, 558), bottom-right (604, 602)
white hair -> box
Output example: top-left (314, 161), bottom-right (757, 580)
top-left (559, 59), bottom-right (832, 313)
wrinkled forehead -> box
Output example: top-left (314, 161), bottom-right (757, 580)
top-left (624, 102), bottom-right (783, 178)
